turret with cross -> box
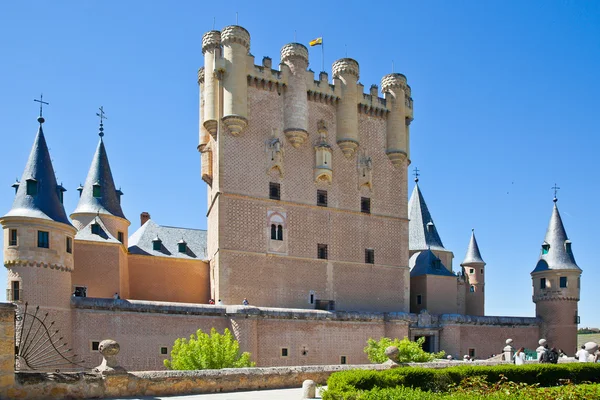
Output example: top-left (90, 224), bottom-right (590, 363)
top-left (96, 106), bottom-right (107, 138)
top-left (34, 94), bottom-right (49, 124)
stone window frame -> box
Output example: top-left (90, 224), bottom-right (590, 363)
top-left (559, 276), bottom-right (568, 288)
top-left (118, 231), bottom-right (124, 243)
top-left (540, 277), bottom-right (547, 289)
top-left (9, 229), bottom-right (17, 247)
top-left (340, 355), bottom-right (347, 365)
top-left (365, 248), bottom-right (375, 264)
top-left (280, 348), bottom-right (289, 357)
top-left (160, 346), bottom-right (169, 355)
top-left (360, 197), bottom-right (371, 214)
top-left (66, 236), bottom-right (73, 254)
top-left (9, 280), bottom-right (21, 302)
top-left (317, 243), bottom-right (328, 260)
top-left (269, 182), bottom-right (281, 200)
top-left (317, 190), bottom-right (328, 207)
top-left (37, 230), bottom-right (49, 249)
top-left (90, 340), bottom-right (100, 352)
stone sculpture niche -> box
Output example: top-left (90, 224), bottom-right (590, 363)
top-left (266, 129), bottom-right (284, 177)
top-left (314, 120), bottom-right (333, 183)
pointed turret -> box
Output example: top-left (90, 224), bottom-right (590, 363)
top-left (407, 183), bottom-right (445, 252)
top-left (461, 230), bottom-right (485, 265)
top-left (461, 230), bottom-right (486, 316)
top-left (4, 117), bottom-right (71, 226)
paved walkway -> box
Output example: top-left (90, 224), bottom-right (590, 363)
top-left (106, 387), bottom-right (324, 400)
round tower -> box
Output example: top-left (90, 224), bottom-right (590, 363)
top-left (381, 73), bottom-right (411, 167)
top-left (531, 197), bottom-right (581, 354)
top-left (332, 58), bottom-right (360, 158)
top-left (281, 43), bottom-right (309, 148)
top-left (201, 30), bottom-right (221, 138)
top-left (198, 67), bottom-right (213, 186)
top-left (221, 25), bottom-right (250, 136)
top-left (461, 230), bottom-right (485, 316)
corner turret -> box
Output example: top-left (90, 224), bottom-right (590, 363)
top-left (332, 58), bottom-right (360, 158)
top-left (461, 230), bottom-right (486, 316)
top-left (281, 43), bottom-right (309, 147)
top-left (221, 25), bottom-right (250, 136)
top-left (201, 30), bottom-right (221, 138)
top-left (381, 73), bottom-right (412, 167)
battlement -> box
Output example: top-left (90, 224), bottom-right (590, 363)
top-left (221, 25), bottom-right (250, 50)
top-left (280, 43), bottom-right (309, 63)
top-left (332, 58), bottom-right (359, 79)
top-left (381, 73), bottom-right (408, 92)
top-left (201, 30), bottom-right (221, 53)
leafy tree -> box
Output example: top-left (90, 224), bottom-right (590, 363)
top-left (164, 327), bottom-right (255, 370)
top-left (364, 336), bottom-right (445, 363)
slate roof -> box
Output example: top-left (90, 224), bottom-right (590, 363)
top-left (72, 138), bottom-right (126, 219)
top-left (409, 249), bottom-right (456, 278)
top-left (4, 120), bottom-right (72, 226)
top-left (461, 230), bottom-right (485, 265)
top-left (532, 202), bottom-right (580, 273)
top-left (408, 183), bottom-right (446, 251)
top-left (128, 219), bottom-right (207, 260)
top-left (75, 215), bottom-right (121, 244)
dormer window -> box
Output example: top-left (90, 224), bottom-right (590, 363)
top-left (91, 223), bottom-right (100, 235)
top-left (116, 188), bottom-right (123, 204)
top-left (542, 243), bottom-right (550, 255)
top-left (26, 179), bottom-right (38, 196)
top-left (57, 184), bottom-right (66, 204)
top-left (12, 181), bottom-right (19, 194)
top-left (433, 259), bottom-right (441, 270)
top-left (565, 241), bottom-right (572, 254)
top-left (152, 236), bottom-right (162, 251)
top-left (426, 222), bottom-right (434, 232)
top-left (178, 239), bottom-right (187, 253)
top-left (93, 183), bottom-right (101, 198)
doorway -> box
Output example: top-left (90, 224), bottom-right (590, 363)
top-left (416, 335), bottom-right (433, 352)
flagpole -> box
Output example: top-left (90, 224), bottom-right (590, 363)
top-left (321, 34), bottom-right (324, 72)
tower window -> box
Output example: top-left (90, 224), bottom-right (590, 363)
top-left (58, 189), bottom-right (64, 204)
top-left (560, 277), bottom-right (567, 288)
top-left (433, 259), bottom-right (441, 270)
top-left (118, 231), bottom-right (124, 243)
top-left (578, 277), bottom-right (580, 289)
top-left (271, 224), bottom-right (277, 240)
top-left (26, 179), bottom-right (38, 196)
top-left (480, 268), bottom-right (484, 274)
top-left (66, 237), bottom-right (72, 254)
top-left (91, 223), bottom-right (100, 235)
top-left (469, 268), bottom-right (474, 274)
top-left (540, 277), bottom-right (547, 289)
top-left (317, 190), bottom-right (328, 207)
top-left (317, 244), bottom-right (328, 260)
top-left (416, 294), bottom-right (422, 305)
top-left (309, 291), bottom-right (315, 305)
top-left (277, 225), bottom-right (283, 241)
top-left (9, 229), bottom-right (17, 246)
top-left (37, 231), bottom-right (49, 248)
top-left (470, 285), bottom-right (475, 293)
top-left (542, 243), bottom-right (550, 255)
top-left (365, 249), bottom-right (375, 264)
top-left (10, 281), bottom-right (20, 301)
top-left (269, 182), bottom-right (281, 200)
top-left (565, 242), bottom-right (572, 254)
top-left (361, 197), bottom-right (371, 214)
top-left (93, 184), bottom-right (101, 198)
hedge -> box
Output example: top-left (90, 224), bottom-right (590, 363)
top-left (324, 363), bottom-right (600, 397)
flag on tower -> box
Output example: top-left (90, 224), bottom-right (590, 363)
top-left (309, 37), bottom-right (323, 46)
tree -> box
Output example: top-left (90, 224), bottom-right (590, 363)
top-left (364, 336), bottom-right (445, 363)
top-left (164, 327), bottom-right (255, 370)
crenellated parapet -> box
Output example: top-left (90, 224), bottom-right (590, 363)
top-left (220, 25), bottom-right (250, 50)
top-left (381, 73), bottom-right (412, 167)
top-left (281, 43), bottom-right (309, 147)
top-left (332, 58), bottom-right (360, 158)
top-left (280, 43), bottom-right (309, 64)
top-left (332, 58), bottom-right (359, 79)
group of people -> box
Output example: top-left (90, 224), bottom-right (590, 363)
top-left (575, 345), bottom-right (600, 363)
top-left (207, 298), bottom-right (250, 306)
top-left (512, 343), bottom-right (600, 365)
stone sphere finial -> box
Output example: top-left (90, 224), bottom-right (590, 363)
top-left (506, 338), bottom-right (513, 345)
top-left (384, 345), bottom-right (399, 363)
top-left (538, 338), bottom-right (547, 346)
top-left (96, 339), bottom-right (125, 374)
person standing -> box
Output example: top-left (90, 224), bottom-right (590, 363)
top-left (242, 298), bottom-right (249, 306)
top-left (576, 345), bottom-right (590, 362)
top-left (514, 347), bottom-right (526, 365)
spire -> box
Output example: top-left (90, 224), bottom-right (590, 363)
top-left (461, 229), bottom-right (485, 265)
top-left (72, 110), bottom-right (126, 219)
top-left (532, 200), bottom-right (580, 273)
top-left (408, 182), bottom-right (446, 251)
top-left (4, 115), bottom-right (72, 226)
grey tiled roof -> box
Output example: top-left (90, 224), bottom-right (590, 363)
top-left (3, 122), bottom-right (72, 226)
top-left (410, 250), bottom-right (456, 278)
top-left (461, 231), bottom-right (485, 265)
top-left (72, 138), bottom-right (126, 219)
top-left (532, 203), bottom-right (580, 273)
top-left (408, 184), bottom-right (446, 251)
top-left (128, 219), bottom-right (207, 260)
top-left (75, 215), bottom-right (121, 244)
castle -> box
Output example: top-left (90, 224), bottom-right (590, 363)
top-left (1, 24), bottom-right (582, 370)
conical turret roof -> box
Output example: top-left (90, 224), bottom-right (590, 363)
top-left (461, 230), bottom-right (485, 265)
top-left (532, 202), bottom-right (580, 273)
top-left (408, 183), bottom-right (446, 251)
top-left (72, 137), bottom-right (125, 219)
top-left (4, 120), bottom-right (72, 226)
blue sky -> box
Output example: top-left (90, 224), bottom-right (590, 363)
top-left (1, 1), bottom-right (599, 327)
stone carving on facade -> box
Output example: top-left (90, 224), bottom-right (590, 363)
top-left (266, 129), bottom-right (284, 177)
top-left (314, 120), bottom-right (333, 183)
top-left (358, 151), bottom-right (373, 190)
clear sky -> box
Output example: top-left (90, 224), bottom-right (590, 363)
top-left (1, 1), bottom-right (599, 327)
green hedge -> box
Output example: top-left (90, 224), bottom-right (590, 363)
top-left (324, 363), bottom-right (600, 398)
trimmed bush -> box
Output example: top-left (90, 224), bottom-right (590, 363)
top-left (364, 336), bottom-right (445, 363)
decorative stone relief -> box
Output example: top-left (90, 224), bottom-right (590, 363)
top-left (266, 129), bottom-right (284, 177)
top-left (358, 151), bottom-right (373, 190)
top-left (314, 120), bottom-right (333, 183)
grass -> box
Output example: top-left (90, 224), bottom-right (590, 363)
top-left (578, 333), bottom-right (600, 348)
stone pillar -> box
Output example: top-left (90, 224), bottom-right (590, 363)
top-left (0, 303), bottom-right (15, 393)
top-left (332, 58), bottom-right (360, 158)
top-left (503, 339), bottom-right (514, 362)
top-left (281, 43), bottom-right (309, 148)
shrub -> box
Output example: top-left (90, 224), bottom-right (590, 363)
top-left (364, 336), bottom-right (445, 364)
top-left (164, 327), bottom-right (255, 370)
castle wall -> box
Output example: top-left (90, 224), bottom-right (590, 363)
top-left (128, 254), bottom-right (210, 304)
top-left (425, 275), bottom-right (459, 315)
top-left (72, 241), bottom-right (125, 299)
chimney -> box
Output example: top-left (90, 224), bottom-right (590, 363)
top-left (140, 212), bottom-right (151, 226)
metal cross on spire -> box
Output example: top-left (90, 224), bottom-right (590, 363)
top-left (413, 167), bottom-right (420, 183)
top-left (551, 183), bottom-right (560, 203)
top-left (96, 106), bottom-right (107, 137)
top-left (33, 94), bottom-right (49, 124)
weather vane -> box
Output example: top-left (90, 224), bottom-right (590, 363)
top-left (33, 94), bottom-right (49, 123)
top-left (413, 167), bottom-right (420, 183)
top-left (96, 106), bottom-right (107, 137)
top-left (551, 183), bottom-right (560, 203)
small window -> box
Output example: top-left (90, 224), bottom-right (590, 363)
top-left (160, 347), bottom-right (168, 355)
top-left (469, 268), bottom-right (474, 274)
top-left (11, 281), bottom-right (20, 301)
top-left (277, 225), bottom-right (283, 241)
top-left (9, 229), bottom-right (17, 246)
top-left (153, 239), bottom-right (162, 251)
top-left (74, 286), bottom-right (87, 297)
top-left (66, 237), bottom-right (72, 254)
top-left (271, 224), bottom-right (277, 240)
top-left (91, 341), bottom-right (100, 352)
top-left (540, 277), bottom-right (547, 289)
top-left (480, 268), bottom-right (484, 274)
top-left (578, 277), bottom-right (581, 289)
top-left (416, 294), bottom-right (422, 305)
top-left (178, 242), bottom-right (187, 253)
top-left (26, 179), bottom-right (38, 196)
top-left (340, 356), bottom-right (347, 365)
top-left (565, 242), bottom-right (572, 254)
top-left (269, 182), bottom-right (281, 200)
top-left (37, 231), bottom-right (49, 248)
top-left (93, 184), bottom-right (101, 198)
top-left (542, 244), bottom-right (550, 255)
top-left (361, 197), bottom-right (371, 214)
top-left (281, 348), bottom-right (288, 357)
top-left (560, 277), bottom-right (567, 288)
top-left (58, 190), bottom-right (64, 204)
top-left (118, 232), bottom-right (124, 243)
top-left (317, 190), bottom-right (328, 207)
top-left (365, 249), bottom-right (375, 264)
top-left (468, 348), bottom-right (475, 358)
top-left (309, 291), bottom-right (315, 305)
top-left (317, 244), bottom-right (328, 260)
top-left (469, 285), bottom-right (475, 293)
top-left (91, 223), bottom-right (100, 235)
top-left (433, 259), bottom-right (441, 270)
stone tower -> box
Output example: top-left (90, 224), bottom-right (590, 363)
top-left (1, 116), bottom-right (77, 340)
top-left (531, 197), bottom-right (581, 353)
top-left (461, 230), bottom-right (485, 316)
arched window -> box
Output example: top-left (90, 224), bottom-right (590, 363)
top-left (277, 225), bottom-right (283, 241)
top-left (271, 224), bottom-right (277, 240)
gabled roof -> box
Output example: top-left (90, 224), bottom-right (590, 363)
top-left (75, 215), bottom-right (121, 244)
top-left (461, 230), bottom-right (485, 266)
top-left (128, 219), bottom-right (207, 260)
top-left (532, 202), bottom-right (580, 273)
top-left (410, 249), bottom-right (455, 278)
top-left (4, 120), bottom-right (72, 226)
top-left (72, 138), bottom-right (126, 219)
top-left (408, 183), bottom-right (446, 251)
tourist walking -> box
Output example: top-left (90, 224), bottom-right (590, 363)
top-left (576, 345), bottom-right (590, 362)
top-left (514, 347), bottom-right (526, 365)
